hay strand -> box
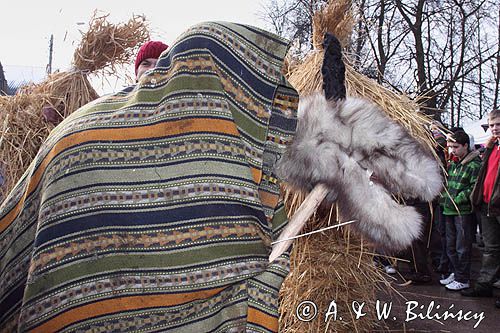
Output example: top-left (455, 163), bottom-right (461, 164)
top-left (73, 12), bottom-right (150, 74)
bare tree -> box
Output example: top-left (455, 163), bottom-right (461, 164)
top-left (261, 0), bottom-right (499, 125)
top-left (352, 0), bottom-right (498, 124)
top-left (354, 0), bottom-right (410, 85)
top-left (477, 19), bottom-right (484, 118)
top-left (259, 0), bottom-right (328, 57)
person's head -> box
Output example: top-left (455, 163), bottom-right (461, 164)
top-left (447, 130), bottom-right (470, 159)
top-left (488, 109), bottom-right (500, 138)
top-left (134, 41), bottom-right (168, 80)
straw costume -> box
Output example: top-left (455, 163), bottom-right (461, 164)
top-left (277, 34), bottom-right (442, 251)
top-left (0, 22), bottom-right (298, 332)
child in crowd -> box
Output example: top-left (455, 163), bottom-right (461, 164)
top-left (439, 131), bottom-right (481, 290)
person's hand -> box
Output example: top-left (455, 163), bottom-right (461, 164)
top-left (486, 135), bottom-right (498, 149)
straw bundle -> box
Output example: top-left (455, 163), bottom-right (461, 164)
top-left (30, 71), bottom-right (99, 119)
top-left (311, 0), bottom-right (354, 48)
top-left (73, 12), bottom-right (150, 75)
top-left (278, 205), bottom-right (393, 332)
top-left (36, 12), bottom-right (150, 118)
top-left (0, 93), bottom-right (50, 199)
top-left (279, 188), bottom-right (395, 332)
top-left (0, 14), bottom-right (150, 199)
top-left (279, 0), bottom-right (437, 332)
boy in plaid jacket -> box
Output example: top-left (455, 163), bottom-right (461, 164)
top-left (439, 130), bottom-right (481, 290)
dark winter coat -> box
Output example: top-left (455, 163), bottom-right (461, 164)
top-left (471, 145), bottom-right (500, 216)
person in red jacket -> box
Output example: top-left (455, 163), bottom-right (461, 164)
top-left (461, 109), bottom-right (500, 309)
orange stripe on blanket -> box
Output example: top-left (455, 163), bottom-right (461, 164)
top-left (258, 190), bottom-right (279, 210)
top-left (251, 167), bottom-right (262, 184)
top-left (247, 307), bottom-right (278, 332)
top-left (28, 287), bottom-right (226, 333)
top-left (0, 118), bottom-right (239, 233)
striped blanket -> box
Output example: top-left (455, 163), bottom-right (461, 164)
top-left (0, 22), bottom-right (298, 332)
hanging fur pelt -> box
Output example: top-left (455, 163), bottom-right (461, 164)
top-left (276, 34), bottom-right (442, 250)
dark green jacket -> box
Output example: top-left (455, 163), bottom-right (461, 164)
top-left (441, 150), bottom-right (481, 215)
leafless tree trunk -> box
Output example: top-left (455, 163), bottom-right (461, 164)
top-left (449, 13), bottom-right (456, 127)
top-left (353, 0), bottom-right (367, 67)
top-left (456, 68), bottom-right (466, 127)
top-left (477, 20), bottom-right (484, 118)
top-left (494, 3), bottom-right (500, 110)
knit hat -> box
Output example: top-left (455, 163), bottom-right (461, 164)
top-left (134, 41), bottom-right (168, 75)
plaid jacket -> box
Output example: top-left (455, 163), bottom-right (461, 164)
top-left (441, 150), bottom-right (481, 215)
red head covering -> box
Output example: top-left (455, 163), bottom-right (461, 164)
top-left (134, 41), bottom-right (168, 75)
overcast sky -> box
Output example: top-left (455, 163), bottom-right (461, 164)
top-left (0, 0), bottom-right (267, 92)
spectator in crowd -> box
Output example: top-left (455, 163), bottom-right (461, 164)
top-left (462, 109), bottom-right (500, 308)
top-left (401, 122), bottom-right (448, 285)
top-left (400, 200), bottom-right (434, 284)
top-left (439, 131), bottom-right (481, 290)
top-left (428, 121), bottom-right (451, 277)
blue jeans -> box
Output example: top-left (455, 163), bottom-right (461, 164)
top-left (477, 204), bottom-right (500, 286)
top-left (435, 205), bottom-right (452, 273)
top-left (445, 214), bottom-right (473, 283)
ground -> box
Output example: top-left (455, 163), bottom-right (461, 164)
top-left (376, 243), bottom-right (498, 332)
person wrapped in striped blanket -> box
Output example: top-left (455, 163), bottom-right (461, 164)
top-left (0, 22), bottom-right (298, 332)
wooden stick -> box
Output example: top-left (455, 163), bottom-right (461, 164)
top-left (269, 183), bottom-right (329, 262)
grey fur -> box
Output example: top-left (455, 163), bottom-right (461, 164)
top-left (276, 93), bottom-right (443, 250)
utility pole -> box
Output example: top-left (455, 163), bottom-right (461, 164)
top-left (0, 61), bottom-right (7, 95)
top-left (47, 34), bottom-right (53, 75)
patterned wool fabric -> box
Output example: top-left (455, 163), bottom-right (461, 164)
top-left (0, 22), bottom-right (298, 332)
